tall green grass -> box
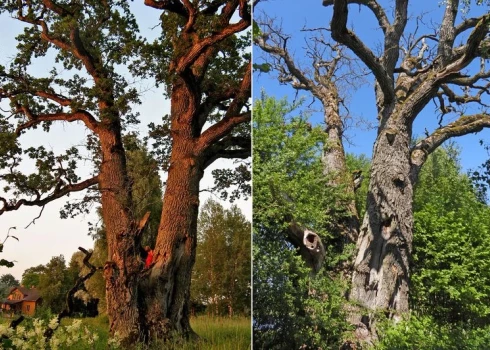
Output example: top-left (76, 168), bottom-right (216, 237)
top-left (188, 316), bottom-right (251, 350)
top-left (60, 315), bottom-right (251, 349)
top-left (0, 314), bottom-right (251, 349)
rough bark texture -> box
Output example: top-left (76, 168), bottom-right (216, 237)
top-left (141, 78), bottom-right (204, 340)
top-left (0, 0), bottom-right (251, 347)
top-left (132, 0), bottom-right (251, 340)
top-left (320, 89), bottom-right (359, 244)
top-left (349, 114), bottom-right (413, 340)
top-left (98, 122), bottom-right (142, 343)
top-left (254, 25), bottom-right (360, 272)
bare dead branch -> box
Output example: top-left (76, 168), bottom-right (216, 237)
top-left (436, 0), bottom-right (458, 65)
top-left (383, 0), bottom-right (408, 73)
top-left (44, 246), bottom-right (103, 340)
top-left (411, 113), bottom-right (490, 178)
top-left (444, 14), bottom-right (490, 74)
top-left (323, 0), bottom-right (390, 34)
top-left (455, 16), bottom-right (484, 37)
top-left (24, 205), bottom-right (45, 229)
top-left (439, 83), bottom-right (490, 108)
top-left (254, 27), bottom-right (316, 91)
top-left (328, 0), bottom-right (396, 103)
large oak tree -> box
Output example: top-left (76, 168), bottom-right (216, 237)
top-left (0, 0), bottom-right (250, 345)
top-left (323, 0), bottom-right (490, 341)
top-left (256, 0), bottom-right (490, 345)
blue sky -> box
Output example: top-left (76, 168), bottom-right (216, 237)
top-left (253, 0), bottom-right (490, 172)
top-left (0, 3), bottom-right (250, 280)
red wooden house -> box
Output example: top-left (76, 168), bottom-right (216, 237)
top-left (1, 286), bottom-right (41, 316)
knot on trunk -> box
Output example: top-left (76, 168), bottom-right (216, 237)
top-left (381, 216), bottom-right (397, 240)
top-left (104, 261), bottom-right (118, 279)
top-left (385, 129), bottom-right (397, 145)
top-left (392, 174), bottom-right (406, 190)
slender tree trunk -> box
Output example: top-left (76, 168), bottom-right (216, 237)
top-left (321, 93), bottom-right (359, 244)
top-left (348, 114), bottom-right (413, 340)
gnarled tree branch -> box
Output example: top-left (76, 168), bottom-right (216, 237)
top-left (0, 175), bottom-right (99, 216)
top-left (326, 0), bottom-right (396, 103)
top-left (411, 113), bottom-right (490, 180)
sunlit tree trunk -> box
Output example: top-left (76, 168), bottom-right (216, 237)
top-left (98, 121), bottom-right (142, 342)
top-left (348, 109), bottom-right (413, 339)
top-left (139, 77), bottom-right (204, 339)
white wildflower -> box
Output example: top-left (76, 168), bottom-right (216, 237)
top-left (71, 319), bottom-right (83, 330)
top-left (15, 325), bottom-right (26, 337)
top-left (12, 338), bottom-right (24, 348)
top-left (108, 332), bottom-right (122, 349)
top-left (0, 324), bottom-right (9, 336)
top-left (48, 317), bottom-right (59, 330)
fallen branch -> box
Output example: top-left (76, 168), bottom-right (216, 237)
top-left (9, 315), bottom-right (24, 329)
top-left (44, 247), bottom-right (102, 340)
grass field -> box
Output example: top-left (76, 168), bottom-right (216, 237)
top-left (0, 314), bottom-right (250, 349)
top-left (188, 316), bottom-right (251, 350)
top-left (66, 315), bottom-right (251, 349)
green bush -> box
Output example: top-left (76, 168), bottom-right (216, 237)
top-left (253, 95), bottom-right (350, 349)
top-left (375, 313), bottom-right (490, 350)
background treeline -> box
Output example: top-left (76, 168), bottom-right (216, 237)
top-left (253, 95), bottom-right (490, 349)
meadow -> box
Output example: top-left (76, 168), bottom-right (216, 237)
top-left (0, 315), bottom-right (251, 349)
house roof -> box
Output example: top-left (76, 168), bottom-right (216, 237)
top-left (5, 286), bottom-right (41, 302)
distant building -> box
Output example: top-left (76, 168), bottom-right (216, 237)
top-left (0, 286), bottom-right (41, 316)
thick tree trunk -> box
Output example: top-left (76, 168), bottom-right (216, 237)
top-left (348, 116), bottom-right (413, 341)
top-left (142, 143), bottom-right (202, 340)
top-left (97, 123), bottom-right (142, 344)
top-left (139, 79), bottom-right (204, 341)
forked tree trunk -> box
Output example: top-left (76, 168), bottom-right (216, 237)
top-left (99, 82), bottom-right (206, 344)
top-left (348, 115), bottom-right (413, 341)
top-left (142, 151), bottom-right (203, 339)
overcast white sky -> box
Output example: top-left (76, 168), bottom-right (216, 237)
top-left (0, 3), bottom-right (251, 281)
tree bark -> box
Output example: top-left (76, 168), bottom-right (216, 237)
top-left (0, 0), bottom-right (250, 346)
top-left (320, 91), bottom-right (359, 244)
top-left (348, 112), bottom-right (413, 341)
top-left (138, 78), bottom-right (204, 341)
top-left (97, 121), bottom-right (142, 344)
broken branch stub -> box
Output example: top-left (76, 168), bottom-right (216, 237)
top-left (287, 222), bottom-right (326, 273)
